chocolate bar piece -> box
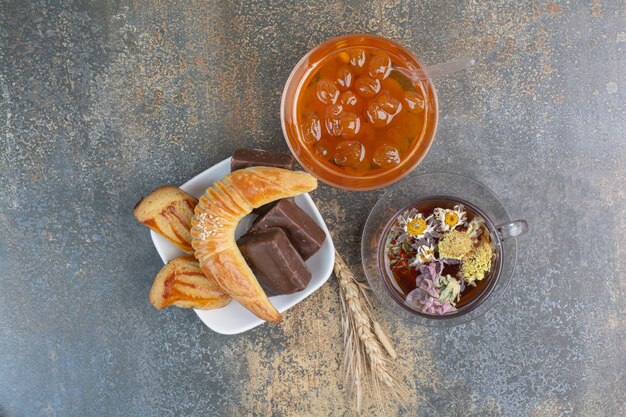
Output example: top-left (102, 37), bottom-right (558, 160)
top-left (249, 199), bottom-right (325, 260)
top-left (231, 149), bottom-right (296, 172)
top-left (237, 227), bottom-right (312, 296)
top-left (252, 197), bottom-right (294, 217)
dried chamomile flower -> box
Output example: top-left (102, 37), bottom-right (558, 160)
top-left (438, 230), bottom-right (473, 260)
top-left (410, 243), bottom-right (435, 266)
top-left (434, 204), bottom-right (467, 232)
top-left (394, 209), bottom-right (436, 242)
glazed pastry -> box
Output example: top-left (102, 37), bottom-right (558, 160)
top-left (149, 256), bottom-right (231, 310)
top-left (134, 186), bottom-right (198, 253)
top-left (191, 167), bottom-right (317, 323)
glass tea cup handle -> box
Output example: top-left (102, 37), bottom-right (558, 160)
top-left (496, 220), bottom-right (528, 241)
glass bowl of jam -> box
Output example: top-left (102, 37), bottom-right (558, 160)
top-left (281, 34), bottom-right (438, 190)
top-left (361, 172), bottom-right (527, 327)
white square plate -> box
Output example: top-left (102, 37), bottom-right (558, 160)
top-left (149, 157), bottom-right (335, 335)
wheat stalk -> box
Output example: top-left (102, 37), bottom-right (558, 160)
top-left (334, 250), bottom-right (410, 413)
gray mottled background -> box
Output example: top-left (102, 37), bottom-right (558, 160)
top-left (1, 1), bottom-right (624, 416)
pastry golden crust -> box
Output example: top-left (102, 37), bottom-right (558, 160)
top-left (191, 167), bottom-right (317, 323)
top-left (134, 186), bottom-right (198, 253)
top-left (149, 256), bottom-right (231, 310)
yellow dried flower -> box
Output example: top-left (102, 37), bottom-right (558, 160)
top-left (406, 217), bottom-right (427, 237)
top-left (461, 240), bottom-right (494, 282)
top-left (438, 230), bottom-right (473, 260)
top-left (434, 205), bottom-right (466, 232)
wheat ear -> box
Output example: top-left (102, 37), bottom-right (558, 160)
top-left (334, 250), bottom-right (410, 413)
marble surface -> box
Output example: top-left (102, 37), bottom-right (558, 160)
top-left (0, 1), bottom-right (624, 416)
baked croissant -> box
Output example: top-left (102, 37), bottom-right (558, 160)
top-left (149, 256), bottom-right (231, 309)
top-left (191, 167), bottom-right (318, 323)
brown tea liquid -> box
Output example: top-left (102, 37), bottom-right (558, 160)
top-left (384, 197), bottom-right (500, 310)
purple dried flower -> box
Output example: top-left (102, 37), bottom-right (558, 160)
top-left (406, 259), bottom-right (458, 315)
top-left (417, 259), bottom-right (444, 278)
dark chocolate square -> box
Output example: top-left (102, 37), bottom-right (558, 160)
top-left (249, 199), bottom-right (325, 260)
top-left (237, 227), bottom-right (312, 297)
top-left (230, 149), bottom-right (296, 172)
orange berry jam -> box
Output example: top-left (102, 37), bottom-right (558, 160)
top-left (282, 35), bottom-right (438, 190)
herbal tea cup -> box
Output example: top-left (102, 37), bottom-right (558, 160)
top-left (361, 172), bottom-right (527, 327)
